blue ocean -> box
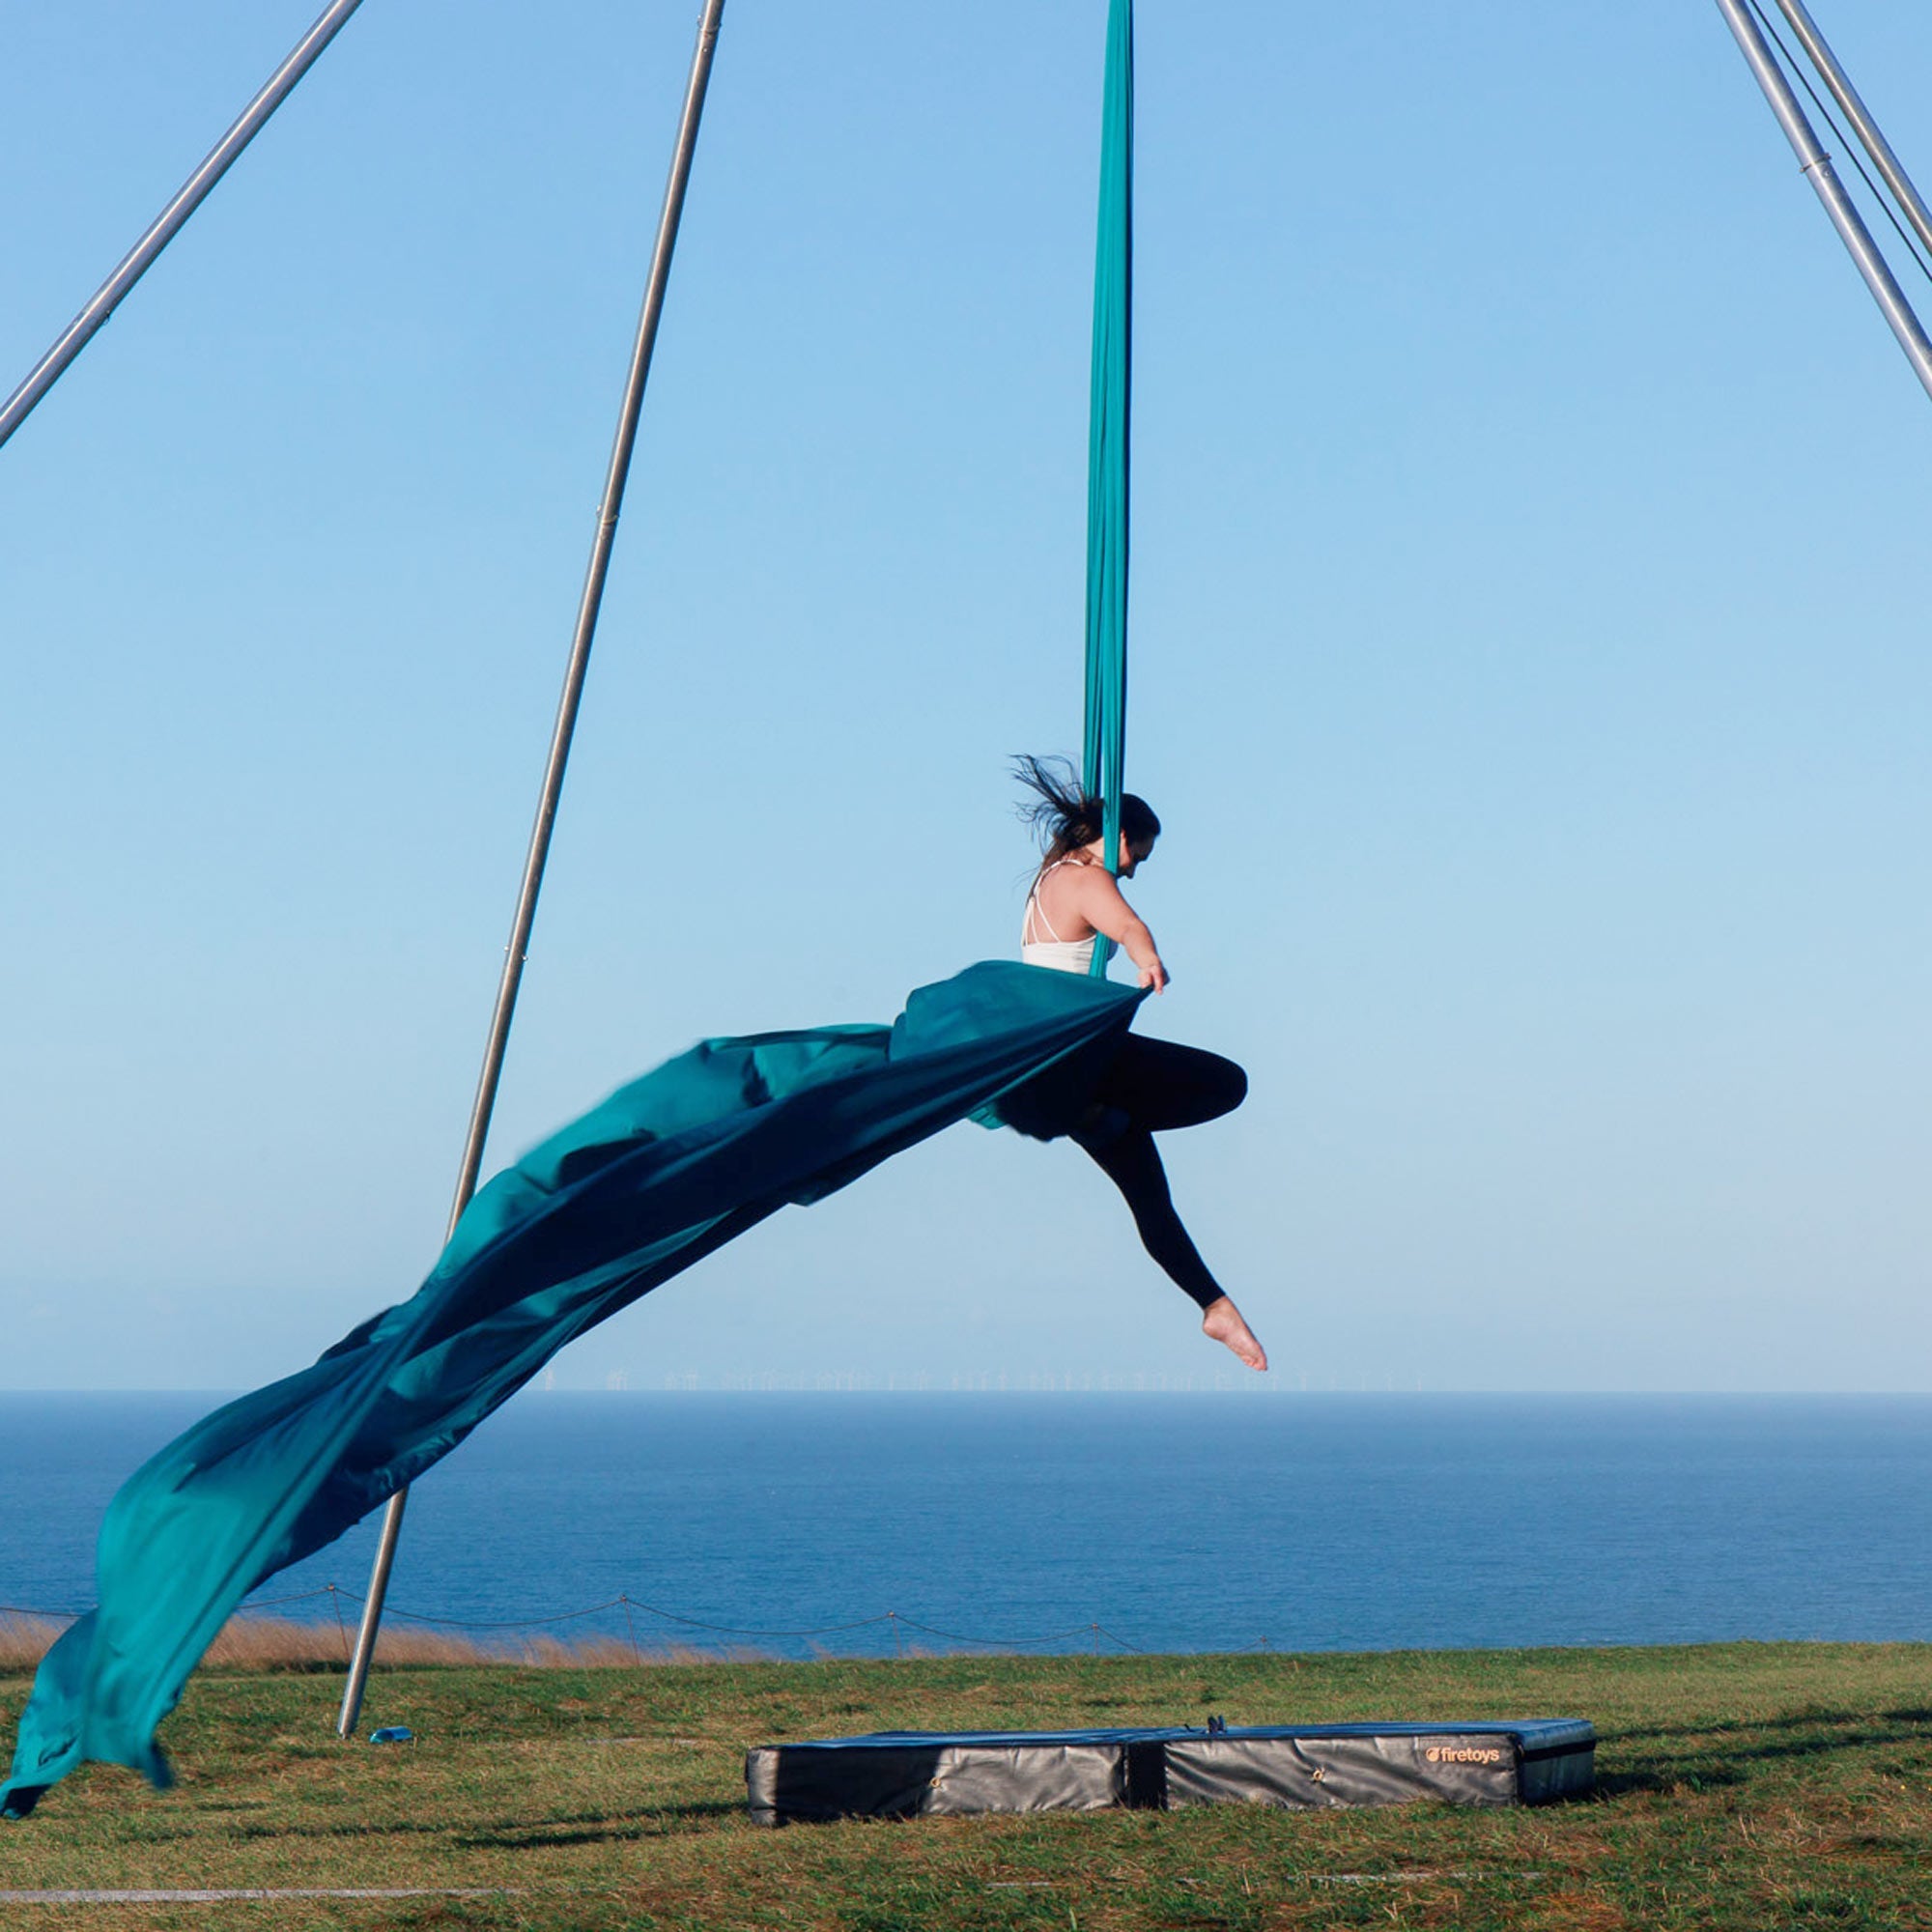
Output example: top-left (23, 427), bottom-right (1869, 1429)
top-left (3, 1393), bottom-right (1929, 1659)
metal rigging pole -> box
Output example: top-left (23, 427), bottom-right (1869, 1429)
top-left (335, 0), bottom-right (729, 1738)
top-left (1714, 0), bottom-right (1932, 402)
top-left (0, 0), bottom-right (367, 454)
top-left (1766, 0), bottom-right (1932, 263)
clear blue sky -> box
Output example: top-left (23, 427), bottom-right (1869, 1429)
top-left (3, 1), bottom-right (1928, 1393)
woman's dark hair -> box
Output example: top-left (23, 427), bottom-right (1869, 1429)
top-left (1011, 753), bottom-right (1160, 864)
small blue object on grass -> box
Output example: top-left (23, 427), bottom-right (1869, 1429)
top-left (368, 1727), bottom-right (414, 1746)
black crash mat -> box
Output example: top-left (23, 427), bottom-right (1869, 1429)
top-left (747, 1720), bottom-right (1594, 1824)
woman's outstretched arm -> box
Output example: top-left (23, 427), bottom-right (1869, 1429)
top-left (1052, 866), bottom-right (1168, 991)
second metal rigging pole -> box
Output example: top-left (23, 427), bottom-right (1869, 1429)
top-left (1767, 0), bottom-right (1932, 263)
top-left (335, 0), bottom-right (728, 1739)
top-left (0, 0), bottom-right (367, 454)
top-left (1714, 0), bottom-right (1932, 403)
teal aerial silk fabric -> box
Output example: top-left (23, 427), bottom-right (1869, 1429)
top-left (2, 963), bottom-right (1144, 1818)
top-left (1082, 0), bottom-right (1133, 967)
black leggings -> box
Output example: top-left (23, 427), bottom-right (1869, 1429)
top-left (1074, 1037), bottom-right (1247, 1312)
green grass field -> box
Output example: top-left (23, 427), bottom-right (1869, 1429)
top-left (3, 1642), bottom-right (1928, 1929)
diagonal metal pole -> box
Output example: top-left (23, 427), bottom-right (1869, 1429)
top-left (334, 0), bottom-right (728, 1740)
top-left (1714, 0), bottom-right (1932, 403)
top-left (0, 0), bottom-right (367, 454)
top-left (1767, 0), bottom-right (1932, 263)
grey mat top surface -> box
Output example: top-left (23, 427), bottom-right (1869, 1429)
top-left (763, 1720), bottom-right (1594, 1752)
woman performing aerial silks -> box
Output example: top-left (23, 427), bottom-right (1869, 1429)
top-left (1013, 756), bottom-right (1266, 1372)
top-left (4, 771), bottom-right (1264, 1815)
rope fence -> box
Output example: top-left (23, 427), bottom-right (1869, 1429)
top-left (1, 1589), bottom-right (1285, 1662)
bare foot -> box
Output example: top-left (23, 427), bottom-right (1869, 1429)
top-left (1201, 1295), bottom-right (1268, 1372)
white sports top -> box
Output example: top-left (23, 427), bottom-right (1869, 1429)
top-left (1020, 859), bottom-right (1116, 976)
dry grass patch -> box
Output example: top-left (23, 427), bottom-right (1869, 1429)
top-left (0, 1609), bottom-right (724, 1674)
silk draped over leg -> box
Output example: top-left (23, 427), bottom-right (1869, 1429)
top-left (2, 964), bottom-right (1143, 1819)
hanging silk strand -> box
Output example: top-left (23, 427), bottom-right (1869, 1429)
top-left (1082, 0), bottom-right (1133, 975)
